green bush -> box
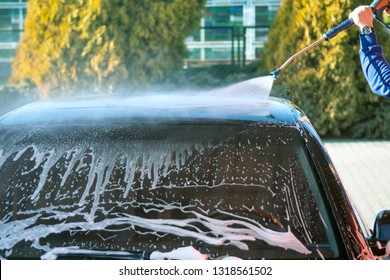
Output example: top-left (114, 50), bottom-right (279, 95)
top-left (350, 99), bottom-right (390, 139)
top-left (11, 0), bottom-right (206, 98)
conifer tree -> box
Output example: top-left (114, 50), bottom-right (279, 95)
top-left (11, 0), bottom-right (205, 97)
top-left (264, 0), bottom-right (390, 138)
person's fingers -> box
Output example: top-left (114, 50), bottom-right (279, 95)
top-left (384, 7), bottom-right (390, 17)
top-left (349, 6), bottom-right (373, 28)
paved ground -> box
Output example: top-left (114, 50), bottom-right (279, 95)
top-left (324, 140), bottom-right (390, 229)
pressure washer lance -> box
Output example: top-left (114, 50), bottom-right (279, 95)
top-left (270, 0), bottom-right (390, 80)
top-left (270, 18), bottom-right (354, 80)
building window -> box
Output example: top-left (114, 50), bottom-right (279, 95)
top-left (205, 6), bottom-right (242, 41)
top-left (255, 6), bottom-right (277, 26)
top-left (205, 47), bottom-right (231, 60)
top-left (205, 6), bottom-right (243, 27)
top-left (0, 1), bottom-right (27, 80)
top-left (0, 9), bottom-right (24, 43)
top-left (185, 1), bottom-right (281, 64)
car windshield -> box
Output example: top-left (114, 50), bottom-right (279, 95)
top-left (0, 121), bottom-right (340, 259)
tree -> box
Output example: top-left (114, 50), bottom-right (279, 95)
top-left (11, 0), bottom-right (205, 98)
top-left (264, 0), bottom-right (390, 138)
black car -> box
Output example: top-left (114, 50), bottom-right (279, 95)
top-left (0, 92), bottom-right (388, 260)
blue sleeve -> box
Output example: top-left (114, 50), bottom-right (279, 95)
top-left (360, 31), bottom-right (390, 98)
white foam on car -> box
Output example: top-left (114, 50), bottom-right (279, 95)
top-left (150, 246), bottom-right (208, 260)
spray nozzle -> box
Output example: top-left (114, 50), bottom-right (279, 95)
top-left (270, 69), bottom-right (281, 80)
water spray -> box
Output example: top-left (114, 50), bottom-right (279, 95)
top-left (271, 0), bottom-right (390, 80)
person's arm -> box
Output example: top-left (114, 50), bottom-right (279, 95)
top-left (350, 6), bottom-right (390, 97)
top-left (359, 31), bottom-right (390, 97)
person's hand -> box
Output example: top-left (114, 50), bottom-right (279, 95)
top-left (349, 5), bottom-right (374, 29)
top-left (385, 7), bottom-right (390, 17)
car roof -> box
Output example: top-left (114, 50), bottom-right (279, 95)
top-left (0, 93), bottom-right (306, 127)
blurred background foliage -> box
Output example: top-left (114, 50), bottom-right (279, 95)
top-left (3, 0), bottom-right (390, 138)
top-left (264, 0), bottom-right (390, 138)
top-left (10, 0), bottom-right (206, 97)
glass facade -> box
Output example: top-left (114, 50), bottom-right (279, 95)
top-left (186, 0), bottom-right (281, 65)
top-left (0, 0), bottom-right (27, 80)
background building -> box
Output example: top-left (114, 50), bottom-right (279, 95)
top-left (185, 0), bottom-right (281, 66)
top-left (0, 0), bottom-right (280, 81)
top-left (0, 0), bottom-right (27, 81)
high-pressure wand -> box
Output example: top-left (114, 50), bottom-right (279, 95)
top-left (270, 0), bottom-right (390, 80)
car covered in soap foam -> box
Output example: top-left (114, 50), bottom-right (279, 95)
top-left (0, 83), bottom-right (389, 260)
